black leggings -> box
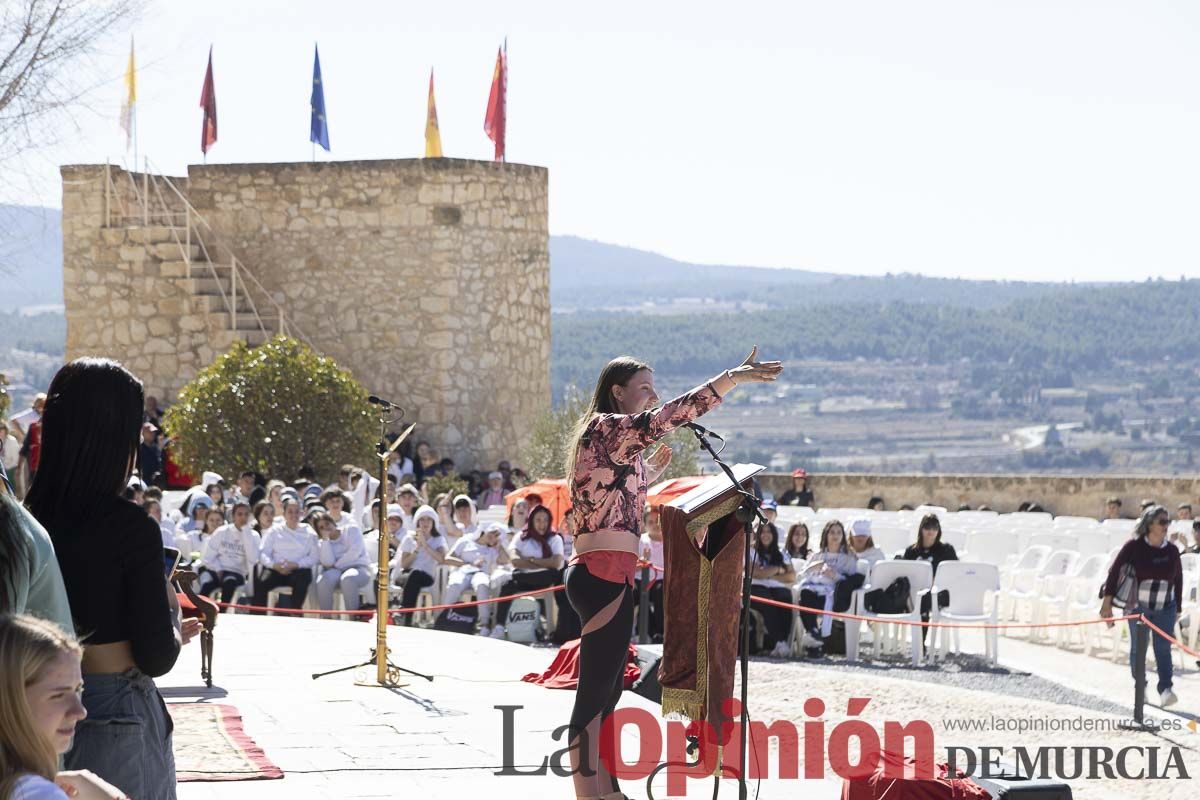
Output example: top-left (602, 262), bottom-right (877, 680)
top-left (749, 585), bottom-right (793, 647)
top-left (564, 563), bottom-right (634, 798)
top-left (398, 569), bottom-right (435, 627)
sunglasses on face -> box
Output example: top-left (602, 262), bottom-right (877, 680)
top-left (1154, 518), bottom-right (1170, 526)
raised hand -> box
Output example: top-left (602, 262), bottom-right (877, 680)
top-left (646, 444), bottom-right (673, 473)
top-left (729, 345), bottom-right (783, 385)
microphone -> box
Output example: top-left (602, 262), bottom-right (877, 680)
top-left (368, 395), bottom-right (405, 416)
top-left (683, 421), bottom-right (724, 440)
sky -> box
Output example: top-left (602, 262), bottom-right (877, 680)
top-left (4, 0), bottom-right (1200, 283)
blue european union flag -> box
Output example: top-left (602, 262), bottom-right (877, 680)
top-left (310, 45), bottom-right (330, 151)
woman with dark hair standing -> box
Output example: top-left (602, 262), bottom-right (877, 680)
top-left (1100, 505), bottom-right (1183, 708)
top-left (26, 358), bottom-right (193, 799)
top-left (562, 347), bottom-right (781, 800)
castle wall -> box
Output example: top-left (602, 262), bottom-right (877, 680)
top-left (61, 159), bottom-right (550, 471)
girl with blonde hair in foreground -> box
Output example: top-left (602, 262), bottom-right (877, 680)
top-left (0, 613), bottom-right (126, 799)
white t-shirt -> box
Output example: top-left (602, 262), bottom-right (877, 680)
top-left (511, 531), bottom-right (565, 561)
top-left (449, 536), bottom-right (504, 576)
top-left (11, 774), bottom-right (68, 800)
top-left (751, 549), bottom-right (793, 589)
top-left (640, 534), bottom-right (665, 571)
top-left (396, 530), bottom-right (447, 576)
top-left (202, 524), bottom-right (262, 575)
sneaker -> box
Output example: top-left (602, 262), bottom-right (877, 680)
top-left (800, 630), bottom-right (823, 649)
top-left (772, 641), bottom-right (793, 658)
top-left (478, 626), bottom-right (491, 637)
top-left (1160, 689), bottom-right (1178, 708)
top-left (490, 626), bottom-right (506, 639)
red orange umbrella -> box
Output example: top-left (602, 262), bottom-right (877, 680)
top-left (505, 479), bottom-right (570, 527)
top-left (646, 476), bottom-right (708, 509)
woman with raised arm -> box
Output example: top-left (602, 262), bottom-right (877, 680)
top-left (562, 347), bottom-right (781, 800)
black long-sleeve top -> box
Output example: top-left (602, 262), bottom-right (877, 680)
top-left (900, 541), bottom-right (958, 576)
top-left (49, 495), bottom-right (181, 677)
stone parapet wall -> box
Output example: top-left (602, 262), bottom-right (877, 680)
top-left (757, 471), bottom-right (1200, 517)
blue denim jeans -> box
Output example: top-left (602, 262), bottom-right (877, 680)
top-left (1128, 605), bottom-right (1177, 695)
top-left (65, 669), bottom-right (176, 799)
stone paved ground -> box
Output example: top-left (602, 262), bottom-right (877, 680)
top-left (164, 615), bottom-right (1199, 799)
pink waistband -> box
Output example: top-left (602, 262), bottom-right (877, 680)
top-left (572, 529), bottom-right (641, 557)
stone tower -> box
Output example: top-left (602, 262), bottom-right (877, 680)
top-left (61, 158), bottom-right (550, 471)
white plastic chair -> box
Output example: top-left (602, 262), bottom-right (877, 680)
top-left (962, 532), bottom-right (1019, 567)
top-left (1028, 533), bottom-right (1080, 554)
top-left (1005, 549), bottom-right (1079, 628)
top-left (1035, 552), bottom-right (1106, 641)
top-left (846, 560), bottom-right (933, 667)
top-left (930, 562), bottom-right (1000, 665)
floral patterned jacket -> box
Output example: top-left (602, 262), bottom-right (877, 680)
top-left (568, 380), bottom-right (725, 585)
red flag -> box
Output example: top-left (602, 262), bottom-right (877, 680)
top-left (200, 47), bottom-right (218, 155)
top-left (483, 43), bottom-right (506, 161)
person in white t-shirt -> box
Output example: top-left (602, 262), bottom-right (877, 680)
top-left (0, 421), bottom-right (20, 473)
top-left (142, 500), bottom-right (177, 549)
top-left (846, 517), bottom-right (885, 575)
top-left (252, 499), bottom-right (319, 612)
top-left (493, 504), bottom-right (566, 639)
top-left (636, 505), bottom-right (666, 641)
top-left (198, 503), bottom-right (261, 604)
top-left (311, 510), bottom-right (371, 612)
top-left (0, 614), bottom-right (127, 800)
top-left (176, 507), bottom-right (224, 567)
top-left (391, 505), bottom-right (447, 626)
top-left (320, 489), bottom-right (358, 533)
top-left (443, 521), bottom-right (511, 635)
top-left (749, 521), bottom-right (796, 658)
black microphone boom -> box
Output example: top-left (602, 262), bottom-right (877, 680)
top-left (683, 421), bottom-right (723, 440)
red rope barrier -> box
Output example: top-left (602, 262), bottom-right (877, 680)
top-left (1138, 614), bottom-right (1200, 659)
top-left (215, 584), bottom-right (563, 619)
top-left (749, 594), bottom-right (1141, 630)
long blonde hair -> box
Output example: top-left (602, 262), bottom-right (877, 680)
top-left (0, 614), bottom-right (83, 796)
top-left (563, 356), bottom-right (652, 481)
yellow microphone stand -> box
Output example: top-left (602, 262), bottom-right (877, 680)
top-left (311, 409), bottom-right (431, 688)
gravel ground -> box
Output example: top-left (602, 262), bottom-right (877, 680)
top-left (732, 651), bottom-right (1200, 800)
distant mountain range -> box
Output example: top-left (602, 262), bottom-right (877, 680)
top-left (0, 204), bottom-right (1090, 314)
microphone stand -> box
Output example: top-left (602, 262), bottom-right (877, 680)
top-left (688, 424), bottom-right (764, 800)
top-left (312, 405), bottom-right (433, 687)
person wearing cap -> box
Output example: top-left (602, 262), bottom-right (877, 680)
top-left (1176, 503), bottom-right (1193, 522)
top-left (760, 498), bottom-right (779, 526)
top-left (253, 498), bottom-right (320, 613)
top-left (778, 469), bottom-right (815, 508)
top-left (138, 421), bottom-right (163, 487)
top-left (444, 521), bottom-right (512, 636)
top-left (179, 493), bottom-right (214, 533)
top-left (391, 505), bottom-right (447, 626)
top-left (846, 518), bottom-right (885, 575)
top-left (382, 483), bottom-right (421, 533)
top-left (476, 471), bottom-right (508, 511)
top-left (446, 494), bottom-right (479, 544)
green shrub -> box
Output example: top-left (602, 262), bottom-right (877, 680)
top-left (162, 335), bottom-right (375, 482)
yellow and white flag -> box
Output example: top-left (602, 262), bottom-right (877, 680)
top-left (119, 36), bottom-right (136, 150)
top-left (425, 68), bottom-right (443, 158)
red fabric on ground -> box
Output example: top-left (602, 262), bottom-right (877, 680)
top-left (841, 750), bottom-right (990, 799)
top-left (521, 639), bottom-right (642, 690)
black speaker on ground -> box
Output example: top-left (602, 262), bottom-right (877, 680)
top-left (629, 648), bottom-right (661, 703)
top-left (972, 773), bottom-right (1072, 799)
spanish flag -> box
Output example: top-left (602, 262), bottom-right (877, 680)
top-left (425, 68), bottom-right (443, 158)
top-left (119, 36), bottom-right (136, 150)
top-left (483, 42), bottom-right (506, 162)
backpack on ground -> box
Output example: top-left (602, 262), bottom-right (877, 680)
top-left (504, 597), bottom-right (542, 643)
top-left (434, 603), bottom-right (478, 634)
